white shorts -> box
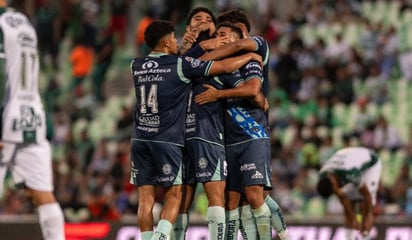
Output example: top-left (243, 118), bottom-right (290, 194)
top-left (361, 159), bottom-right (382, 206)
top-left (0, 141), bottom-right (53, 195)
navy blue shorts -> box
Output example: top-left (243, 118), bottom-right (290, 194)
top-left (184, 139), bottom-right (227, 183)
top-left (130, 139), bottom-right (183, 187)
top-left (226, 138), bottom-right (272, 192)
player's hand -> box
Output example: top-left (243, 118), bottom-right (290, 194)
top-left (195, 84), bottom-right (219, 105)
top-left (200, 36), bottom-right (230, 51)
top-left (180, 28), bottom-right (199, 53)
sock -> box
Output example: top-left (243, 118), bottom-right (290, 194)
top-left (265, 195), bottom-right (289, 239)
top-left (37, 203), bottom-right (65, 240)
top-left (361, 231), bottom-right (371, 240)
top-left (225, 208), bottom-right (240, 240)
top-left (239, 205), bottom-right (257, 240)
top-left (174, 214), bottom-right (189, 240)
top-left (206, 206), bottom-right (225, 240)
top-left (344, 228), bottom-right (356, 240)
top-left (251, 203), bottom-right (271, 240)
top-left (141, 231), bottom-right (154, 240)
top-left (152, 219), bottom-right (172, 240)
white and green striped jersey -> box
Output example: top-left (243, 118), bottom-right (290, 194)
top-left (0, 7), bottom-right (46, 143)
top-left (320, 147), bottom-right (378, 187)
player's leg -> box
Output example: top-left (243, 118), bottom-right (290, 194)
top-left (241, 139), bottom-right (272, 240)
top-left (204, 181), bottom-right (226, 239)
top-left (190, 140), bottom-right (227, 240)
top-left (13, 141), bottom-right (65, 240)
top-left (174, 183), bottom-right (195, 240)
top-left (149, 143), bottom-right (184, 240)
top-left (359, 158), bottom-right (382, 240)
top-left (137, 185), bottom-right (156, 239)
top-left (225, 145), bottom-right (242, 240)
top-left (153, 184), bottom-right (183, 240)
top-left (0, 141), bottom-right (14, 196)
top-left (225, 190), bottom-right (241, 240)
top-left (264, 193), bottom-right (289, 240)
top-left (174, 147), bottom-right (196, 240)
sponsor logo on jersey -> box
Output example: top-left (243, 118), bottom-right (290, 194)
top-left (12, 105), bottom-right (41, 131)
top-left (5, 15), bottom-right (29, 28)
top-left (17, 33), bottom-right (35, 48)
top-left (142, 60), bottom-right (159, 69)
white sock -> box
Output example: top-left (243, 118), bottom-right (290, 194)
top-left (344, 228), bottom-right (356, 240)
top-left (361, 231), bottom-right (371, 240)
top-left (174, 213), bottom-right (189, 240)
top-left (206, 206), bottom-right (225, 240)
top-left (225, 208), bottom-right (240, 240)
top-left (38, 203), bottom-right (65, 240)
top-left (239, 205), bottom-right (257, 240)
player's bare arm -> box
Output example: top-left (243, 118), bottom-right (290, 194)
top-left (359, 184), bottom-right (374, 234)
top-left (199, 36), bottom-right (231, 52)
top-left (208, 52), bottom-right (262, 75)
top-left (200, 37), bottom-right (257, 61)
top-left (329, 174), bottom-right (359, 229)
top-left (195, 78), bottom-right (266, 110)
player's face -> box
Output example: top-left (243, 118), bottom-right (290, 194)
top-left (167, 32), bottom-right (178, 54)
top-left (189, 11), bottom-right (215, 33)
top-left (216, 27), bottom-right (240, 43)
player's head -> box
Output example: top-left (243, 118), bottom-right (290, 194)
top-left (186, 7), bottom-right (216, 27)
top-left (217, 9), bottom-right (251, 35)
top-left (144, 20), bottom-right (177, 54)
top-left (186, 7), bottom-right (216, 42)
top-left (215, 21), bottom-right (243, 43)
top-left (317, 175), bottom-right (334, 198)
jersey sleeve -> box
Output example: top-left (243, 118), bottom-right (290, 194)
top-left (178, 56), bottom-right (214, 81)
top-left (183, 44), bottom-right (205, 58)
top-left (241, 60), bottom-right (263, 83)
top-left (251, 36), bottom-right (270, 65)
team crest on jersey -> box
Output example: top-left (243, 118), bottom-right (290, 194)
top-left (142, 60), bottom-right (159, 69)
top-left (199, 158), bottom-right (208, 169)
top-left (12, 105), bottom-right (41, 131)
top-left (162, 164), bottom-right (172, 175)
top-left (190, 58), bottom-right (201, 68)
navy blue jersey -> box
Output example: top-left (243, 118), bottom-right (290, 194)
top-left (130, 52), bottom-right (214, 145)
top-left (223, 60), bottom-right (270, 145)
top-left (186, 71), bottom-right (241, 145)
top-left (251, 36), bottom-right (270, 97)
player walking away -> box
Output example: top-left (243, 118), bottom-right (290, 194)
top-left (0, 0), bottom-right (65, 239)
top-left (129, 20), bottom-right (262, 240)
top-left (197, 9), bottom-right (290, 240)
top-left (317, 147), bottom-right (382, 240)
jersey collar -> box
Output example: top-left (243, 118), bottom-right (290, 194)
top-left (148, 52), bottom-right (168, 57)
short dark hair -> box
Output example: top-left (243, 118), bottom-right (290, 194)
top-left (186, 7), bottom-right (216, 26)
top-left (216, 9), bottom-right (251, 33)
top-left (317, 176), bottom-right (333, 198)
top-left (144, 20), bottom-right (175, 49)
top-left (216, 21), bottom-right (243, 39)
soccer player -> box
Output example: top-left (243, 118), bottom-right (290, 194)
top-left (317, 147), bottom-right (382, 240)
top-left (129, 20), bottom-right (262, 240)
top-left (196, 9), bottom-right (290, 240)
top-left (196, 23), bottom-right (271, 240)
top-left (0, 1), bottom-right (66, 240)
top-left (174, 7), bottom-right (230, 240)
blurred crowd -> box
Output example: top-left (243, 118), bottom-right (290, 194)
top-left (1, 0), bottom-right (412, 223)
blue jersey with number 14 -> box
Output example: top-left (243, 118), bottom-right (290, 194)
top-left (130, 52), bottom-right (213, 146)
